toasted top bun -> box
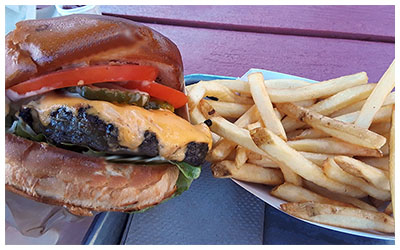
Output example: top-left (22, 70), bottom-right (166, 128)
top-left (5, 133), bottom-right (180, 216)
top-left (5, 14), bottom-right (184, 91)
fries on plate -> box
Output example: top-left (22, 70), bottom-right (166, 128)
top-left (211, 160), bottom-right (283, 185)
top-left (277, 103), bottom-right (386, 149)
top-left (355, 60), bottom-right (395, 128)
top-left (281, 202), bottom-right (394, 233)
top-left (187, 61), bottom-right (395, 235)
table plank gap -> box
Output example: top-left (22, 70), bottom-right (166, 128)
top-left (103, 13), bottom-right (393, 43)
top-left (101, 4), bottom-right (394, 43)
top-left (99, 5), bottom-right (394, 38)
top-left (130, 23), bottom-right (394, 83)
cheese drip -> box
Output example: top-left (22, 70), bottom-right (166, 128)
top-left (28, 93), bottom-right (212, 162)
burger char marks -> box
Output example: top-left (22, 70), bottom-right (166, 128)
top-left (18, 95), bottom-right (211, 165)
top-left (45, 107), bottom-right (121, 152)
top-left (19, 106), bottom-right (161, 157)
top-left (183, 142), bottom-right (209, 166)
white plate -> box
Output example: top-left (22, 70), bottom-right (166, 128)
top-left (233, 68), bottom-right (395, 241)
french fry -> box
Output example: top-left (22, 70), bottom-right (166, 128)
top-left (381, 142), bottom-right (389, 156)
top-left (323, 158), bottom-right (391, 200)
top-left (292, 99), bottom-right (316, 108)
top-left (189, 105), bottom-right (206, 125)
top-left (311, 84), bottom-right (376, 115)
top-left (264, 79), bottom-right (313, 89)
top-left (213, 78), bottom-right (312, 95)
top-left (278, 163), bottom-right (303, 186)
top-left (198, 99), bottom-right (219, 120)
top-left (277, 103), bottom-right (386, 149)
top-left (206, 100), bottom-right (252, 118)
top-left (244, 74), bottom-right (300, 182)
top-left (389, 106), bottom-right (395, 218)
top-left (247, 121), bottom-right (263, 131)
top-left (303, 180), bottom-right (378, 212)
top-left (334, 156), bottom-right (390, 191)
top-left (247, 151), bottom-right (280, 168)
top-left (207, 79), bottom-right (249, 93)
top-left (274, 108), bottom-right (284, 121)
top-left (330, 92), bottom-right (395, 117)
top-left (333, 105), bottom-right (393, 124)
top-left (188, 67), bottom-right (395, 234)
top-left (380, 132), bottom-right (390, 156)
top-left (330, 100), bottom-right (367, 118)
top-left (209, 116), bottom-right (266, 155)
top-left (356, 156), bottom-right (389, 171)
top-left (287, 138), bottom-right (382, 157)
top-left (250, 128), bottom-right (366, 197)
top-left (281, 202), bottom-right (394, 233)
top-left (271, 182), bottom-right (353, 207)
top-left (235, 146), bottom-right (248, 168)
top-left (249, 72), bottom-right (287, 140)
top-left (209, 139), bottom-right (237, 163)
top-left (203, 72), bottom-right (367, 103)
top-left (267, 72), bottom-right (368, 103)
top-left (211, 132), bottom-right (221, 145)
top-left (188, 83), bottom-right (206, 109)
top-left (197, 81), bottom-right (254, 104)
top-left (355, 60), bottom-right (395, 128)
top-left (282, 84), bottom-right (376, 132)
top-left (247, 151), bottom-right (330, 168)
top-left (293, 129), bottom-right (328, 140)
top-left (286, 129), bottom-right (306, 140)
top-left (209, 105), bottom-right (259, 162)
top-left (211, 161), bottom-right (284, 185)
top-left (298, 152), bottom-right (330, 166)
top-left (248, 73), bottom-right (287, 140)
top-left (225, 149), bottom-right (237, 161)
top-left (233, 105), bottom-right (260, 126)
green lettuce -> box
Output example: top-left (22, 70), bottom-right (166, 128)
top-left (7, 118), bottom-right (201, 212)
top-left (8, 118), bottom-right (45, 142)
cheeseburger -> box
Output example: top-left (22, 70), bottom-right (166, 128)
top-left (5, 14), bottom-right (212, 216)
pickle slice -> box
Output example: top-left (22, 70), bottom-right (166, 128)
top-left (68, 86), bottom-right (174, 111)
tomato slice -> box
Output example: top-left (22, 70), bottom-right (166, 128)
top-left (122, 81), bottom-right (188, 109)
top-left (6, 65), bottom-right (158, 100)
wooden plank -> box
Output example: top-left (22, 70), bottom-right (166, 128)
top-left (100, 5), bottom-right (394, 42)
top-left (141, 23), bottom-right (394, 83)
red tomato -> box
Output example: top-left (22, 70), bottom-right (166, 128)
top-left (7, 65), bottom-right (158, 100)
top-left (121, 81), bottom-right (188, 109)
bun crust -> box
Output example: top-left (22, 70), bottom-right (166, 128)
top-left (5, 133), bottom-right (179, 216)
top-left (5, 14), bottom-right (184, 91)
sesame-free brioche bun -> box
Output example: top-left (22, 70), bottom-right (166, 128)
top-left (5, 14), bottom-right (184, 91)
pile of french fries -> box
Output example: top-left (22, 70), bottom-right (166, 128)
top-left (187, 60), bottom-right (395, 234)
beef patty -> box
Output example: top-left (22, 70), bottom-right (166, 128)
top-left (18, 106), bottom-right (209, 166)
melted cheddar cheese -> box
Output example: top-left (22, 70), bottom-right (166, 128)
top-left (29, 93), bottom-right (212, 161)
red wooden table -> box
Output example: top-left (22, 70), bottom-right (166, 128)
top-left (101, 5), bottom-right (394, 82)
top-left (6, 5), bottom-right (394, 245)
top-left (90, 5), bottom-right (395, 245)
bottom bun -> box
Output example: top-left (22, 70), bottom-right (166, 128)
top-left (5, 133), bottom-right (179, 216)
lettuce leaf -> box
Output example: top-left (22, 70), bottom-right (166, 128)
top-left (8, 118), bottom-right (201, 213)
top-left (8, 118), bottom-right (45, 142)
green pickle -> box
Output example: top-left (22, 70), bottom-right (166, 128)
top-left (145, 99), bottom-right (175, 112)
top-left (69, 86), bottom-right (174, 112)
